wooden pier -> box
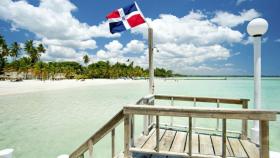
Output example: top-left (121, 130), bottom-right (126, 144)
top-left (131, 127), bottom-right (259, 158)
top-left (69, 95), bottom-right (278, 158)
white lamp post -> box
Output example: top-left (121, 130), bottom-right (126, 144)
top-left (247, 18), bottom-right (268, 144)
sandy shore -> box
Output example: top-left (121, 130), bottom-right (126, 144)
top-left (0, 79), bottom-right (143, 96)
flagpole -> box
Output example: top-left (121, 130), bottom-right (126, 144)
top-left (135, 1), bottom-right (154, 94)
top-left (148, 27), bottom-right (154, 94)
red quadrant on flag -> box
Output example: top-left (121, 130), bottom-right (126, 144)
top-left (106, 10), bottom-right (120, 19)
top-left (127, 14), bottom-right (145, 27)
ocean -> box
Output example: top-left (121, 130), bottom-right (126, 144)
top-left (0, 78), bottom-right (279, 158)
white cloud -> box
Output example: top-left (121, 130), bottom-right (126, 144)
top-left (211, 9), bottom-right (260, 27)
top-left (0, 0), bottom-right (119, 62)
top-left (123, 40), bottom-right (146, 54)
top-left (133, 11), bottom-right (244, 45)
top-left (275, 39), bottom-right (280, 43)
top-left (127, 10), bottom-right (252, 74)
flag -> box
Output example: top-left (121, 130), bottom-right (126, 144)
top-left (106, 2), bottom-right (146, 34)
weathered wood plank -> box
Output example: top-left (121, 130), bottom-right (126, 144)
top-left (185, 133), bottom-right (199, 154)
top-left (211, 135), bottom-right (222, 156)
top-left (170, 131), bottom-right (187, 153)
top-left (142, 129), bottom-right (165, 150)
top-left (260, 120), bottom-right (269, 158)
top-left (135, 129), bottom-right (156, 148)
top-left (124, 105), bottom-right (277, 121)
top-left (240, 139), bottom-right (259, 158)
top-left (154, 95), bottom-right (249, 105)
top-left (124, 114), bottom-right (131, 157)
top-left (200, 134), bottom-right (214, 155)
top-left (226, 137), bottom-right (234, 157)
top-left (228, 138), bottom-right (248, 157)
top-left (159, 130), bottom-right (176, 151)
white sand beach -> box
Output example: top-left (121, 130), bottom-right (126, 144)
top-left (0, 79), bottom-right (144, 96)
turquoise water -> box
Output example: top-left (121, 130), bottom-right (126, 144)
top-left (0, 78), bottom-right (279, 158)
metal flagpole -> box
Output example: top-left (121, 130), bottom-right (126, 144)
top-left (148, 27), bottom-right (154, 94)
top-left (135, 1), bottom-right (154, 94)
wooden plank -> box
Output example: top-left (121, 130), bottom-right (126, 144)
top-left (211, 135), bottom-right (222, 156)
top-left (154, 95), bottom-right (248, 105)
top-left (124, 114), bottom-right (131, 157)
top-left (222, 119), bottom-right (226, 158)
top-left (170, 131), bottom-right (187, 153)
top-left (131, 147), bottom-right (223, 157)
top-left (124, 105), bottom-right (277, 121)
top-left (241, 100), bottom-right (248, 140)
top-left (226, 137), bottom-right (234, 157)
top-left (199, 134), bottom-right (214, 155)
top-left (240, 139), bottom-right (259, 158)
top-left (142, 129), bottom-right (165, 150)
top-left (135, 129), bottom-right (156, 148)
top-left (159, 130), bottom-right (176, 151)
top-left (185, 133), bottom-right (199, 154)
top-left (228, 138), bottom-right (248, 157)
top-left (111, 129), bottom-right (115, 158)
top-left (260, 120), bottom-right (269, 158)
top-left (70, 109), bottom-right (124, 158)
top-left (156, 116), bottom-right (159, 152)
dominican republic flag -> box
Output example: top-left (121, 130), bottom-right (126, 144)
top-left (106, 2), bottom-right (146, 34)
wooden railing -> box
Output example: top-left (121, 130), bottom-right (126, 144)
top-left (124, 105), bottom-right (277, 158)
top-left (142, 95), bottom-right (250, 139)
top-left (69, 97), bottom-right (145, 158)
top-left (69, 109), bottom-right (124, 158)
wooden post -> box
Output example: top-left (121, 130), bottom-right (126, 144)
top-left (241, 100), bottom-right (248, 139)
top-left (148, 27), bottom-right (154, 94)
top-left (156, 115), bottom-right (160, 152)
top-left (143, 98), bottom-right (149, 135)
top-left (260, 120), bottom-right (269, 158)
top-left (111, 129), bottom-right (115, 158)
top-left (216, 99), bottom-right (220, 131)
top-left (193, 98), bottom-right (196, 130)
top-left (88, 140), bottom-right (93, 158)
top-left (130, 115), bottom-right (134, 147)
top-left (222, 119), bottom-right (227, 158)
top-left (188, 117), bottom-right (192, 156)
top-left (170, 97), bottom-right (174, 126)
top-left (124, 114), bottom-right (131, 158)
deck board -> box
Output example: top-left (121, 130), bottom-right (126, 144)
top-left (169, 131), bottom-right (187, 153)
top-left (185, 133), bottom-right (199, 154)
top-left (142, 129), bottom-right (166, 150)
top-left (133, 128), bottom-right (258, 158)
top-left (199, 134), bottom-right (214, 155)
top-left (135, 129), bottom-right (156, 148)
top-left (240, 139), bottom-right (260, 158)
top-left (228, 138), bottom-right (248, 157)
top-left (159, 130), bottom-right (176, 151)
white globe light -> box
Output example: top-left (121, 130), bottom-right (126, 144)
top-left (247, 18), bottom-right (268, 36)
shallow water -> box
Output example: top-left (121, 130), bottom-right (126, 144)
top-left (0, 78), bottom-right (279, 158)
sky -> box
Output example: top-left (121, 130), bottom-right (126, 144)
top-left (0, 0), bottom-right (279, 76)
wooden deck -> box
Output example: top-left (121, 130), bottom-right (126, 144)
top-left (132, 127), bottom-right (259, 158)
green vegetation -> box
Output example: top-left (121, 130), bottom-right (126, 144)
top-left (0, 34), bottom-right (175, 80)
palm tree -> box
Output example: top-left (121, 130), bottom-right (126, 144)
top-left (0, 35), bottom-right (9, 74)
top-left (83, 54), bottom-right (90, 66)
top-left (24, 40), bottom-right (37, 64)
top-left (9, 42), bottom-right (21, 61)
top-left (37, 43), bottom-right (46, 58)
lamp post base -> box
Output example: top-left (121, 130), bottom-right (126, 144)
top-left (250, 127), bottom-right (260, 145)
